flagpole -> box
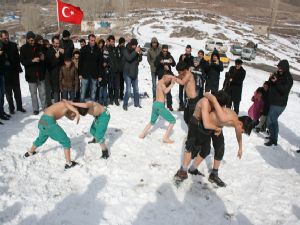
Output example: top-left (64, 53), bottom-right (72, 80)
top-left (56, 0), bottom-right (60, 34)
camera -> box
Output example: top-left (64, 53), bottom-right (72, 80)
top-left (163, 59), bottom-right (170, 64)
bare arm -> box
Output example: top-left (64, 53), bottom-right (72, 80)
top-left (161, 80), bottom-right (175, 94)
top-left (201, 99), bottom-right (221, 132)
top-left (175, 73), bottom-right (190, 85)
top-left (68, 101), bottom-right (94, 109)
top-left (203, 92), bottom-right (230, 123)
top-left (234, 121), bottom-right (243, 159)
top-left (64, 101), bottom-right (80, 124)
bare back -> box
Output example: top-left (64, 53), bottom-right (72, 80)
top-left (193, 98), bottom-right (212, 121)
top-left (210, 108), bottom-right (238, 128)
top-left (44, 102), bottom-right (69, 120)
top-left (87, 102), bottom-right (105, 117)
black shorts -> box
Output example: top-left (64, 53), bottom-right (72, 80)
top-left (199, 131), bottom-right (225, 161)
top-left (184, 97), bottom-right (199, 124)
top-left (185, 116), bottom-right (212, 158)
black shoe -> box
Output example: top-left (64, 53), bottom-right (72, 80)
top-left (264, 140), bottom-right (277, 146)
top-left (109, 100), bottom-right (114, 105)
top-left (208, 173), bottom-right (226, 187)
top-left (255, 127), bottom-right (260, 133)
top-left (3, 112), bottom-right (11, 118)
top-left (9, 109), bottom-right (15, 114)
top-left (88, 138), bottom-right (96, 144)
top-left (296, 150), bottom-right (300, 153)
top-left (0, 114), bottom-right (9, 120)
top-left (0, 121), bottom-right (4, 125)
top-left (114, 99), bottom-right (120, 106)
top-left (17, 108), bottom-right (26, 113)
top-left (135, 105), bottom-right (142, 108)
top-left (123, 105), bottom-right (128, 111)
top-left (188, 168), bottom-right (205, 177)
top-left (33, 111), bottom-right (39, 115)
top-left (174, 169), bottom-right (188, 182)
top-left (24, 151), bottom-right (37, 158)
top-left (168, 106), bottom-right (173, 111)
top-left (65, 161), bottom-right (78, 169)
top-left (265, 136), bottom-right (270, 140)
top-left (178, 105), bottom-right (184, 111)
top-left (101, 149), bottom-right (109, 159)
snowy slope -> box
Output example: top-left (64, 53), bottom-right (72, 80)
top-left (1, 12), bottom-right (300, 225)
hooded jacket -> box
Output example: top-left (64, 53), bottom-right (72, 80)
top-left (147, 37), bottom-right (161, 73)
top-left (59, 63), bottom-right (79, 91)
top-left (122, 43), bottom-right (142, 79)
top-left (268, 60), bottom-right (293, 107)
top-left (154, 51), bottom-right (176, 80)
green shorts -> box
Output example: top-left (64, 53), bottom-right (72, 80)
top-left (90, 109), bottom-right (110, 143)
top-left (150, 101), bottom-right (176, 125)
top-left (33, 115), bottom-right (71, 149)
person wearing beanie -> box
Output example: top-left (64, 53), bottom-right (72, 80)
top-left (223, 58), bottom-right (246, 115)
top-left (147, 37), bottom-right (161, 100)
top-left (154, 44), bottom-right (176, 111)
top-left (205, 49), bottom-right (224, 93)
top-left (20, 31), bottom-right (46, 115)
top-left (60, 29), bottom-right (74, 59)
top-left (0, 30), bottom-right (26, 118)
top-left (122, 38), bottom-right (143, 111)
top-left (265, 59), bottom-right (293, 146)
top-left (117, 37), bottom-right (126, 100)
top-left (178, 44), bottom-right (194, 111)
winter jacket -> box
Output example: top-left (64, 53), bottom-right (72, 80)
top-left (154, 51), bottom-right (176, 80)
top-left (191, 66), bottom-right (206, 89)
top-left (20, 43), bottom-right (45, 83)
top-left (147, 37), bottom-right (161, 73)
top-left (248, 92), bottom-right (264, 121)
top-left (224, 66), bottom-right (246, 102)
top-left (107, 45), bottom-right (121, 73)
top-left (205, 52), bottom-right (223, 93)
top-left (59, 64), bottom-right (79, 91)
top-left (78, 44), bottom-right (103, 79)
top-left (117, 45), bottom-right (126, 72)
top-left (60, 39), bottom-right (74, 59)
top-left (179, 53), bottom-right (194, 68)
top-left (46, 47), bottom-right (64, 90)
top-left (123, 43), bottom-right (143, 79)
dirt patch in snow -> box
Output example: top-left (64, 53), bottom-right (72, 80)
top-left (170, 26), bottom-right (209, 39)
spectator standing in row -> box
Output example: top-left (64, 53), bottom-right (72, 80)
top-left (60, 30), bottom-right (74, 59)
top-left (118, 37), bottom-right (126, 100)
top-left (0, 37), bottom-right (8, 124)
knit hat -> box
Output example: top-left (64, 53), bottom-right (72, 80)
top-left (62, 30), bottom-right (71, 38)
top-left (235, 59), bottom-right (243, 65)
top-left (26, 31), bottom-right (36, 40)
top-left (130, 38), bottom-right (138, 46)
top-left (277, 59), bottom-right (290, 72)
top-left (162, 44), bottom-right (168, 49)
top-left (186, 44), bottom-right (192, 49)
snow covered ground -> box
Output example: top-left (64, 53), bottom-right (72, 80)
top-left (1, 11), bottom-right (300, 225)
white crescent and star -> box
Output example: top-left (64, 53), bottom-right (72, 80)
top-left (62, 6), bottom-right (74, 18)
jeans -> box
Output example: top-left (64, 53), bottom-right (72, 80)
top-left (123, 73), bottom-right (139, 107)
top-left (151, 72), bottom-right (157, 99)
top-left (0, 73), bottom-right (4, 115)
top-left (28, 80), bottom-right (46, 112)
top-left (99, 86), bottom-right (108, 105)
top-left (62, 90), bottom-right (75, 100)
top-left (267, 105), bottom-right (285, 142)
top-left (80, 78), bottom-right (98, 102)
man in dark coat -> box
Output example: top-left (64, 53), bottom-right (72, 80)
top-left (0, 38), bottom-right (8, 124)
top-left (78, 34), bottom-right (103, 102)
top-left (60, 30), bottom-right (74, 59)
top-left (117, 37), bottom-right (126, 100)
top-left (265, 60), bottom-right (293, 146)
top-left (0, 30), bottom-right (26, 115)
top-left (107, 35), bottom-right (121, 106)
top-left (223, 59), bottom-right (246, 115)
top-left (205, 49), bottom-right (224, 94)
top-left (46, 35), bottom-right (64, 103)
top-left (122, 38), bottom-right (143, 111)
top-left (178, 45), bottom-right (194, 111)
top-left (20, 31), bottom-right (46, 115)
top-left (154, 45), bottom-right (176, 111)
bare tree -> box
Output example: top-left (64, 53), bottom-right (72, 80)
top-left (19, 3), bottom-right (42, 32)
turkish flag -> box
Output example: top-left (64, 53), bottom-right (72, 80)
top-left (57, 0), bottom-right (84, 25)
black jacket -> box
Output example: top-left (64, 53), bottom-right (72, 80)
top-left (268, 71), bottom-right (293, 107)
top-left (78, 44), bottom-right (103, 79)
top-left (179, 53), bottom-right (194, 68)
top-left (117, 45), bottom-right (126, 72)
top-left (122, 43), bottom-right (142, 79)
top-left (20, 43), bottom-right (45, 83)
top-left (46, 47), bottom-right (64, 89)
top-left (60, 39), bottom-right (74, 59)
top-left (107, 45), bottom-right (121, 73)
top-left (154, 52), bottom-right (176, 80)
top-left (224, 66), bottom-right (246, 102)
top-left (205, 52), bottom-right (224, 93)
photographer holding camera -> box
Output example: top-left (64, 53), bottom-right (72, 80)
top-left (154, 44), bottom-right (176, 111)
top-left (265, 59), bottom-right (293, 146)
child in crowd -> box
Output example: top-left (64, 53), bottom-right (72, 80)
top-left (255, 81), bottom-right (269, 133)
top-left (248, 87), bottom-right (264, 126)
top-left (59, 57), bottom-right (79, 101)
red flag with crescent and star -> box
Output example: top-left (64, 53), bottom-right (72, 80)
top-left (57, 0), bottom-right (84, 25)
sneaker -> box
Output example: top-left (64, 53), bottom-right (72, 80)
top-left (17, 108), bottom-right (26, 113)
top-left (168, 106), bottom-right (173, 111)
top-left (33, 111), bottom-right (39, 115)
top-left (178, 105), bottom-right (184, 111)
top-left (174, 169), bottom-right (188, 182)
top-left (188, 168), bottom-right (205, 177)
top-left (101, 149), bottom-right (109, 159)
top-left (114, 99), bottom-right (120, 106)
top-left (24, 151), bottom-right (37, 158)
top-left (123, 105), bottom-right (128, 111)
top-left (264, 140), bottom-right (277, 146)
top-left (208, 173), bottom-right (226, 187)
top-left (65, 161), bottom-right (78, 169)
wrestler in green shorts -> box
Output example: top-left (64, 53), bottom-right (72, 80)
top-left (33, 115), bottom-right (71, 149)
top-left (150, 101), bottom-right (176, 125)
top-left (90, 109), bottom-right (110, 143)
